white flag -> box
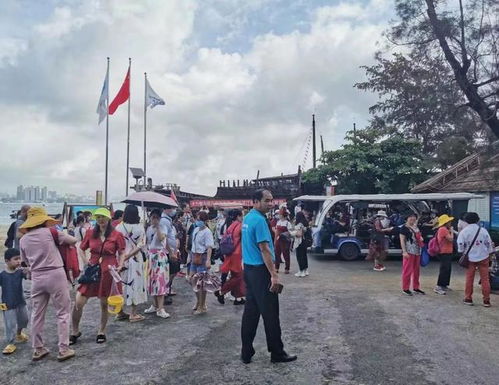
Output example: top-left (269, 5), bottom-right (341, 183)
top-left (96, 67), bottom-right (109, 124)
top-left (145, 78), bottom-right (165, 109)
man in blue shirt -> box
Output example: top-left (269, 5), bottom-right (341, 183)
top-left (240, 189), bottom-right (297, 364)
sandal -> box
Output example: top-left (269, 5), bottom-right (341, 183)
top-left (69, 332), bottom-right (82, 346)
top-left (96, 334), bottom-right (107, 344)
top-left (2, 344), bottom-right (16, 355)
top-left (129, 314), bottom-right (145, 323)
top-left (32, 348), bottom-right (50, 361)
top-left (116, 312), bottom-right (130, 321)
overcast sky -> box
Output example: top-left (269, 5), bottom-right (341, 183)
top-left (0, 0), bottom-right (393, 200)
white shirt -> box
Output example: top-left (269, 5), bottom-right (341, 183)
top-left (276, 219), bottom-right (292, 230)
top-left (457, 224), bottom-right (494, 262)
top-left (191, 226), bottom-right (214, 254)
top-left (160, 215), bottom-right (177, 252)
top-left (146, 225), bottom-right (167, 250)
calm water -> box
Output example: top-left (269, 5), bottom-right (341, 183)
top-left (0, 202), bottom-right (127, 226)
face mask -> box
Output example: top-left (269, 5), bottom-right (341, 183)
top-left (168, 210), bottom-right (176, 218)
top-left (195, 220), bottom-right (204, 228)
top-left (381, 218), bottom-right (390, 227)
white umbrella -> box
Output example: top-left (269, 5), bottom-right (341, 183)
top-left (122, 191), bottom-right (179, 208)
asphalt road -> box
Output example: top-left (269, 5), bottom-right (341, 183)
top-left (1, 254), bottom-right (498, 385)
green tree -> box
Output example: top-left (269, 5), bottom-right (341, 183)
top-left (391, 0), bottom-right (499, 137)
top-left (355, 52), bottom-right (483, 156)
top-left (303, 129), bottom-right (429, 194)
top-left (356, 0), bottom-right (499, 165)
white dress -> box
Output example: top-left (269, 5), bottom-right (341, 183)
top-left (115, 223), bottom-right (147, 306)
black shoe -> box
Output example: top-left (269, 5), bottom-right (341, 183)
top-left (214, 291), bottom-right (225, 305)
top-left (403, 290), bottom-right (413, 296)
top-left (234, 298), bottom-right (246, 305)
top-left (241, 347), bottom-right (255, 364)
top-left (270, 352), bottom-right (297, 363)
top-left (413, 289), bottom-right (426, 295)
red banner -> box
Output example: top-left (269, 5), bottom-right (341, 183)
top-left (190, 198), bottom-right (287, 208)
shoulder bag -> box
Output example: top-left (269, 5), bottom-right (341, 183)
top-left (458, 227), bottom-right (481, 269)
top-left (78, 239), bottom-right (107, 284)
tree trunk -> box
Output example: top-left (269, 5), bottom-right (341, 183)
top-left (425, 0), bottom-right (499, 138)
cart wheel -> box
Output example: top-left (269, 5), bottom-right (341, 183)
top-left (339, 243), bottom-right (360, 261)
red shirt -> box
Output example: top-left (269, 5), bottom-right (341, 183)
top-left (437, 226), bottom-right (454, 254)
top-left (80, 230), bottom-right (125, 270)
top-left (220, 221), bottom-right (242, 273)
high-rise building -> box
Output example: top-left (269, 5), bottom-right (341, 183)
top-left (25, 186), bottom-right (35, 202)
top-left (16, 185), bottom-right (24, 201)
top-left (48, 191), bottom-right (57, 200)
top-left (41, 186), bottom-right (48, 201)
top-left (34, 186), bottom-right (41, 201)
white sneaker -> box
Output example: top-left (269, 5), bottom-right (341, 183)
top-left (294, 271), bottom-right (305, 277)
top-left (144, 305), bottom-right (157, 314)
top-left (304, 269), bottom-right (309, 276)
top-left (156, 309), bottom-right (170, 319)
top-left (433, 286), bottom-right (446, 295)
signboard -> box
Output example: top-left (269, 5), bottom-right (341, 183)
top-left (190, 198), bottom-right (287, 209)
top-left (491, 192), bottom-right (499, 230)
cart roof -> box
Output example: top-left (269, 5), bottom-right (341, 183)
top-left (294, 193), bottom-right (482, 203)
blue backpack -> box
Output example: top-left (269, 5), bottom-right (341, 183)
top-left (219, 230), bottom-right (236, 256)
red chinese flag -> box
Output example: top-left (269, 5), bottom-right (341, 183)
top-left (108, 68), bottom-right (130, 115)
top-left (171, 189), bottom-right (178, 203)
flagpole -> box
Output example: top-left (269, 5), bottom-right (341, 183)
top-left (143, 72), bottom-right (147, 189)
top-left (105, 57), bottom-right (110, 205)
top-left (126, 57), bottom-right (131, 197)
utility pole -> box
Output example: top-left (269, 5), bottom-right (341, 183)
top-left (312, 114), bottom-right (317, 169)
top-left (320, 135), bottom-right (324, 156)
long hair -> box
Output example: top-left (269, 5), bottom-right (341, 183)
top-left (92, 221), bottom-right (114, 239)
top-left (295, 211), bottom-right (309, 227)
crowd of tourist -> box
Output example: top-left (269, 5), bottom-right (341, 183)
top-left (0, 190), bottom-right (496, 364)
top-left (0, 189), bottom-right (307, 362)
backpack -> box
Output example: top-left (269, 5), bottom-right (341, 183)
top-left (50, 228), bottom-right (81, 282)
top-left (303, 227), bottom-right (313, 248)
top-left (427, 235), bottom-right (440, 257)
top-left (219, 229), bottom-right (236, 256)
top-left (4, 221), bottom-right (16, 248)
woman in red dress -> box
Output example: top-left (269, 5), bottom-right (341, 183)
top-left (214, 209), bottom-right (246, 305)
top-left (70, 208), bottom-right (126, 344)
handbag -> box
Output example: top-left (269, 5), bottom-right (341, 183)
top-left (458, 227), bottom-right (481, 269)
top-left (78, 239), bottom-right (107, 284)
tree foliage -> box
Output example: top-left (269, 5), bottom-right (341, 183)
top-left (303, 129), bottom-right (429, 194)
top-left (357, 0), bottom-right (499, 162)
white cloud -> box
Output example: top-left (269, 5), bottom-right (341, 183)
top-left (0, 0), bottom-right (391, 200)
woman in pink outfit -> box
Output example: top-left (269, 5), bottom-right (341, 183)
top-left (399, 213), bottom-right (425, 296)
top-left (19, 207), bottom-right (77, 362)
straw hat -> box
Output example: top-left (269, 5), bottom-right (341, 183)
top-left (93, 207), bottom-right (111, 219)
top-left (376, 210), bottom-right (388, 218)
top-left (19, 207), bottom-right (59, 232)
top-left (436, 214), bottom-right (454, 228)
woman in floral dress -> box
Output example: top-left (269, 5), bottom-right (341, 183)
top-left (144, 209), bottom-right (170, 319)
top-left (115, 205), bottom-right (147, 322)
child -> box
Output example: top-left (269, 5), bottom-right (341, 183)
top-left (0, 248), bottom-right (29, 355)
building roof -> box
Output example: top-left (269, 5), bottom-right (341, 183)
top-left (412, 153), bottom-right (499, 193)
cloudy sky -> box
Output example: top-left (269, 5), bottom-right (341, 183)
top-left (0, 0), bottom-right (393, 200)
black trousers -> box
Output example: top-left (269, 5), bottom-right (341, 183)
top-left (241, 264), bottom-right (284, 357)
top-left (296, 244), bottom-right (308, 271)
top-left (437, 253), bottom-right (453, 287)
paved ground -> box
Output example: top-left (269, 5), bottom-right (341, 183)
top-left (1, 253), bottom-right (498, 385)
